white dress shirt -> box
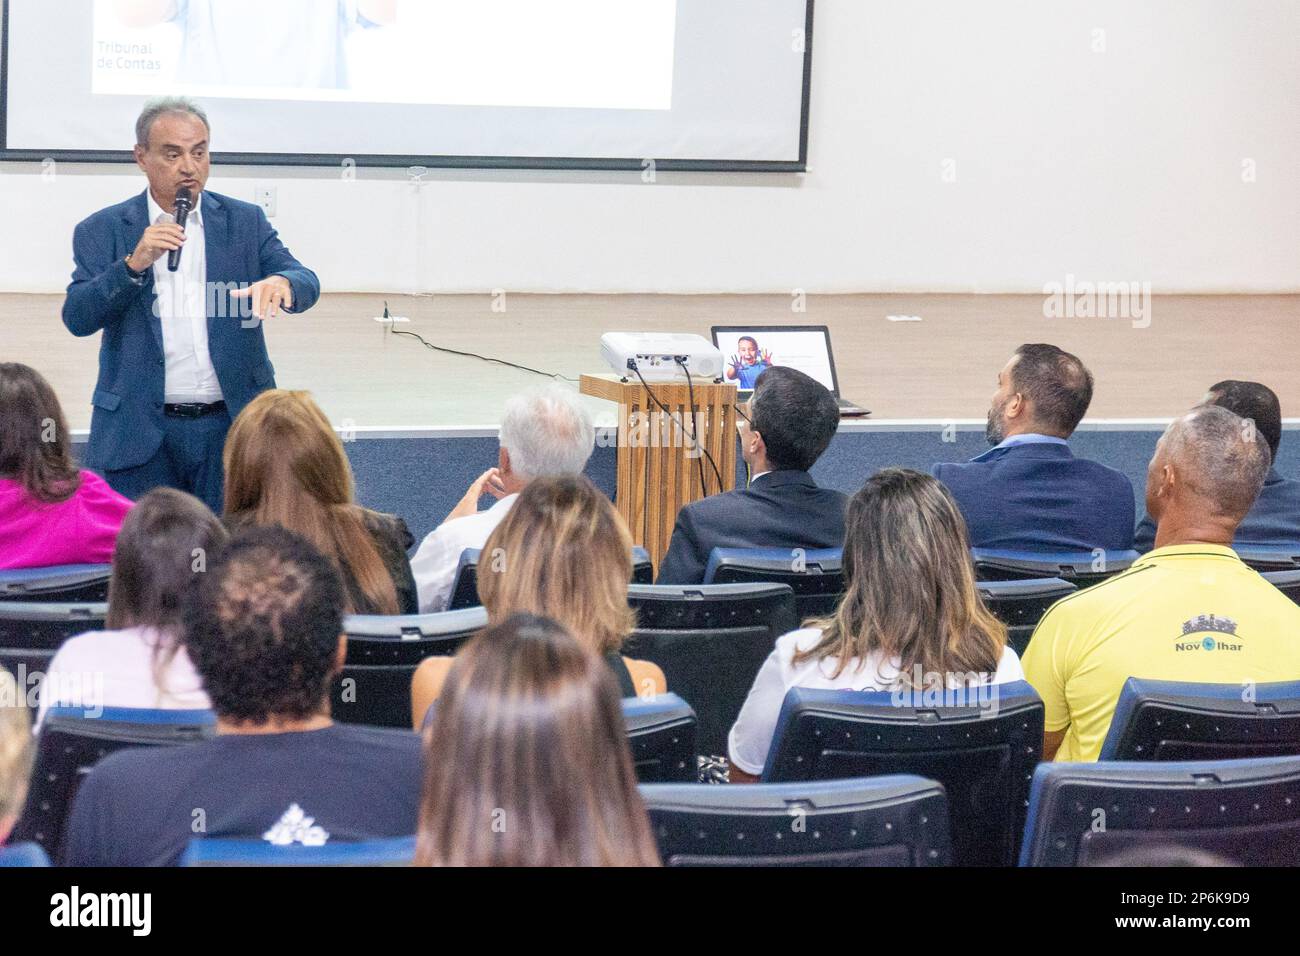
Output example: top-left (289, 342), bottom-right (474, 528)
top-left (146, 190), bottom-right (223, 404)
top-left (410, 494), bottom-right (519, 613)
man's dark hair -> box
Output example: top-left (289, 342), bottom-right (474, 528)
top-left (1010, 343), bottom-right (1094, 437)
top-left (749, 366), bottom-right (840, 471)
top-left (738, 335), bottom-right (759, 349)
top-left (1206, 380), bottom-right (1281, 461)
top-left (183, 525), bottom-right (345, 723)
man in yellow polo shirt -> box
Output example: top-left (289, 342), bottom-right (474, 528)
top-left (1022, 405), bottom-right (1300, 761)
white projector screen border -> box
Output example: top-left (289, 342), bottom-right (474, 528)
top-left (0, 0), bottom-right (814, 172)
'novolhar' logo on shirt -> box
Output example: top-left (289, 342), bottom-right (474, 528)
top-left (1174, 614), bottom-right (1244, 652)
top-left (50, 886), bottom-right (151, 936)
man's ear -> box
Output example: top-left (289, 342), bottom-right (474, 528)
top-left (498, 446), bottom-right (511, 477)
top-left (1005, 392), bottom-right (1026, 421)
top-left (333, 633), bottom-right (347, 675)
top-left (749, 428), bottom-right (766, 459)
top-left (133, 143), bottom-right (148, 172)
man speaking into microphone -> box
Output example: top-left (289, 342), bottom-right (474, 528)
top-left (62, 97), bottom-right (319, 513)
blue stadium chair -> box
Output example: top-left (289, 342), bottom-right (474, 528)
top-left (448, 546), bottom-right (654, 610)
top-left (11, 707), bottom-right (215, 859)
top-left (623, 693), bottom-right (697, 783)
top-left (0, 564), bottom-right (112, 603)
top-left (624, 582), bottom-right (798, 759)
top-left (1099, 678), bottom-right (1300, 761)
top-left (1019, 755), bottom-right (1300, 866)
top-left (182, 834), bottom-right (416, 867)
top-left (977, 577), bottom-right (1076, 655)
top-left (1234, 545), bottom-right (1300, 573)
top-left (0, 602), bottom-right (108, 693)
top-left (1262, 569), bottom-right (1300, 607)
top-left (971, 548), bottom-right (1139, 588)
top-left (333, 606), bottom-right (489, 728)
top-left (641, 776), bottom-right (951, 866)
top-left (704, 547), bottom-right (845, 619)
top-left (0, 842), bottom-right (51, 867)
top-left (762, 681), bottom-right (1043, 866)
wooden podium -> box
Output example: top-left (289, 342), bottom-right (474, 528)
top-left (580, 374), bottom-right (738, 571)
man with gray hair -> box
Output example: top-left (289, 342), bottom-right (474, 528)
top-left (62, 97), bottom-right (319, 513)
top-left (1023, 405), bottom-right (1300, 762)
top-left (410, 385), bottom-right (596, 612)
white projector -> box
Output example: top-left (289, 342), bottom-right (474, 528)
top-left (600, 332), bottom-right (723, 383)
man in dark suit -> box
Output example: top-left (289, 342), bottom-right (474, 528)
top-left (932, 343), bottom-right (1134, 552)
top-left (656, 366), bottom-right (847, 585)
top-left (62, 97), bottom-right (319, 513)
top-left (1134, 380), bottom-right (1300, 551)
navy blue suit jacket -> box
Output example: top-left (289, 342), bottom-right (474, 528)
top-left (62, 189), bottom-right (319, 472)
top-left (932, 441), bottom-right (1135, 552)
top-left (655, 470), bottom-right (848, 585)
top-left (1133, 466), bottom-right (1300, 552)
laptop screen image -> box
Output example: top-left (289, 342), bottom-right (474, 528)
top-left (710, 326), bottom-right (840, 396)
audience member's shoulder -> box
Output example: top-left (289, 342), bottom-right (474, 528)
top-left (1034, 560), bottom-right (1157, 626)
top-left (330, 721), bottom-right (422, 754)
top-left (76, 194), bottom-right (140, 230)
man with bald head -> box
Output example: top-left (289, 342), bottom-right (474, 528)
top-left (1022, 405), bottom-right (1300, 762)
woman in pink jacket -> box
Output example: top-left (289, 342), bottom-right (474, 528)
top-left (0, 363), bottom-right (133, 569)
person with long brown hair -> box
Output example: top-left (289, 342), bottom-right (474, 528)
top-left (0, 362), bottom-right (133, 568)
top-left (223, 388), bottom-right (417, 614)
top-left (36, 487), bottom-right (226, 726)
top-left (728, 468), bottom-right (1025, 782)
top-left (415, 613), bottom-right (661, 867)
top-left (409, 475), bottom-right (665, 727)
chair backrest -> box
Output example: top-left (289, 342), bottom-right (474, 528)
top-left (704, 547), bottom-right (845, 619)
top-left (1020, 755), bottom-right (1300, 866)
top-left (1235, 545), bottom-right (1300, 573)
top-left (332, 606), bottom-right (489, 728)
top-left (182, 834), bottom-right (416, 867)
top-left (0, 602), bottom-right (109, 695)
top-left (1262, 569), bottom-right (1300, 608)
top-left (624, 582), bottom-right (798, 758)
top-left (0, 564), bottom-right (112, 603)
top-left (977, 577), bottom-right (1076, 655)
top-left (11, 707), bottom-right (216, 859)
top-left (448, 546), bottom-right (654, 610)
top-left (622, 693), bottom-right (697, 783)
top-left (972, 548), bottom-right (1139, 587)
top-left (762, 681), bottom-right (1044, 866)
top-left (0, 842), bottom-right (51, 867)
top-left (1099, 677), bottom-right (1300, 761)
top-left (641, 776), bottom-right (951, 866)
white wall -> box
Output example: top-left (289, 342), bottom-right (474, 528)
top-left (1, 0), bottom-right (1296, 295)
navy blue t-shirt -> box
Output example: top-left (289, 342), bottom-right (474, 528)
top-left (63, 723), bottom-right (423, 866)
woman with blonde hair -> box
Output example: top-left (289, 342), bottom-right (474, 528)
top-left (728, 468), bottom-right (1024, 781)
top-left (415, 613), bottom-right (661, 867)
top-left (410, 475), bottom-right (664, 727)
top-left (223, 389), bottom-right (417, 614)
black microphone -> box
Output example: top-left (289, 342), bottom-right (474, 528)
top-left (168, 186), bottom-right (193, 273)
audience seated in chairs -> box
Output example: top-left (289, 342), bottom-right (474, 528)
top-left (0, 363), bottom-right (133, 569)
top-left (61, 526), bottom-right (423, 866)
top-left (36, 488), bottom-right (227, 727)
top-left (932, 344), bottom-right (1135, 552)
top-left (656, 366), bottom-right (847, 585)
top-left (1134, 381), bottom-right (1300, 552)
top-left (410, 476), bottom-right (665, 727)
top-left (727, 468), bottom-right (1024, 782)
top-left (0, 666), bottom-right (34, 847)
top-left (1022, 405), bottom-right (1300, 762)
top-left (415, 613), bottom-right (660, 866)
top-left (223, 388), bottom-right (418, 614)
top-left (410, 384), bottom-right (595, 613)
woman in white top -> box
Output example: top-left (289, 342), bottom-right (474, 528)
top-left (36, 488), bottom-right (227, 728)
top-left (728, 468), bottom-right (1024, 781)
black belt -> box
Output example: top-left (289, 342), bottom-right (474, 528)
top-left (164, 400), bottom-right (227, 419)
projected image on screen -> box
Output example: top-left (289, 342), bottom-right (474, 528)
top-left (91, 0), bottom-right (676, 110)
top-left (4, 0), bottom-right (811, 168)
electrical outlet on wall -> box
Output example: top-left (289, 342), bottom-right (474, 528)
top-left (255, 185), bottom-right (277, 217)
